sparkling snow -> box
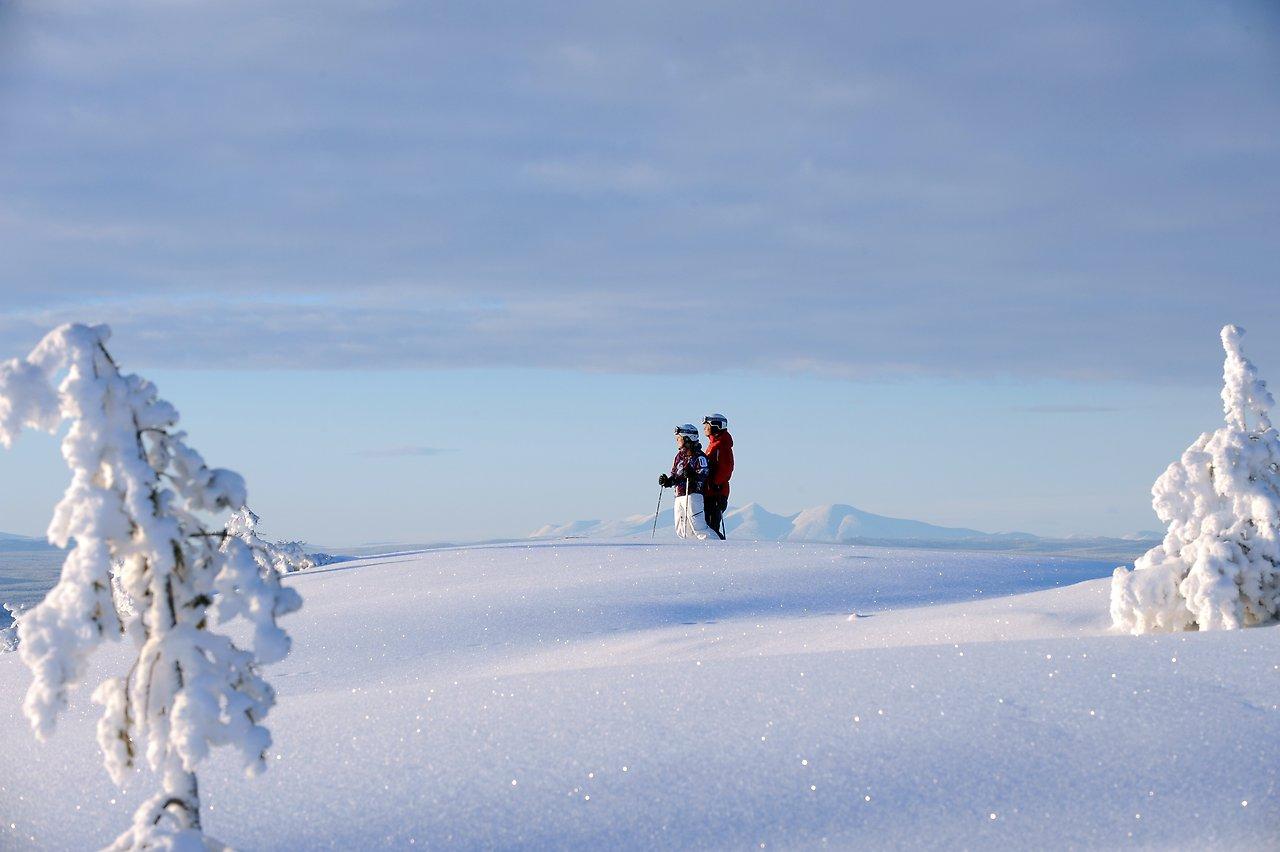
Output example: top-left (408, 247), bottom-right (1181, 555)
top-left (2, 540), bottom-right (1277, 849)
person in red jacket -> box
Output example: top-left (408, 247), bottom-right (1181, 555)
top-left (702, 413), bottom-right (734, 539)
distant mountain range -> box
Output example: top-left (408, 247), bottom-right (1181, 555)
top-left (0, 532), bottom-right (56, 552)
top-left (533, 502), bottom-right (1024, 543)
top-left (531, 503), bottom-right (1160, 560)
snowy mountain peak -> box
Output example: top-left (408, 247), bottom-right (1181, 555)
top-left (531, 512), bottom-right (664, 539)
top-left (787, 503), bottom-right (985, 543)
top-left (722, 503), bottom-right (796, 540)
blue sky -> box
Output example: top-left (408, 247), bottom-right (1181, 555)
top-left (0, 1), bottom-right (1277, 544)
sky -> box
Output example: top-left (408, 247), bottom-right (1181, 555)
top-left (0, 1), bottom-right (1278, 545)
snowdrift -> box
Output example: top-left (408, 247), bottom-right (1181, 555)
top-left (2, 540), bottom-right (1276, 849)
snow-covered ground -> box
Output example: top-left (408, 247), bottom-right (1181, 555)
top-left (2, 540), bottom-right (1276, 849)
top-left (0, 549), bottom-right (63, 618)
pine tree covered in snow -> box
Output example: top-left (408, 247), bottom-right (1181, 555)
top-left (1111, 325), bottom-right (1280, 633)
top-left (0, 324), bottom-right (301, 850)
top-left (226, 507), bottom-right (321, 574)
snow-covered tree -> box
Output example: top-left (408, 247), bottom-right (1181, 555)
top-left (1111, 325), bottom-right (1280, 633)
top-left (226, 507), bottom-right (318, 574)
top-left (0, 324), bottom-right (301, 850)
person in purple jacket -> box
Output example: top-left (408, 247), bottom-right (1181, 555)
top-left (658, 424), bottom-right (713, 539)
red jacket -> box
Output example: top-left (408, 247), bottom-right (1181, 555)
top-left (704, 430), bottom-right (734, 498)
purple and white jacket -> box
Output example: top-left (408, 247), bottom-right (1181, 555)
top-left (669, 448), bottom-right (709, 497)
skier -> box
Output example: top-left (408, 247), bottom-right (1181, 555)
top-left (701, 413), bottom-right (734, 539)
top-left (659, 424), bottom-right (714, 540)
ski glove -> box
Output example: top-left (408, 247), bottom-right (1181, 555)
top-left (658, 474), bottom-right (671, 487)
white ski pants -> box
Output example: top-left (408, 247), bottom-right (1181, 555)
top-left (674, 493), bottom-right (714, 541)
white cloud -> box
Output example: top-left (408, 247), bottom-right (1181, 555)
top-left (0, 1), bottom-right (1276, 380)
top-left (522, 158), bottom-right (668, 195)
top-left (356, 446), bottom-right (456, 458)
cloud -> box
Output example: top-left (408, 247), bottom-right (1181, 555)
top-left (355, 446), bottom-right (457, 458)
top-left (521, 158), bottom-right (668, 195)
top-left (0, 286), bottom-right (1260, 386)
top-left (0, 1), bottom-right (1276, 381)
top-left (1013, 405), bottom-right (1122, 414)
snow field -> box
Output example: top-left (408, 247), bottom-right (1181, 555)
top-left (2, 540), bottom-right (1277, 849)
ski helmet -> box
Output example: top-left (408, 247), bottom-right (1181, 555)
top-left (674, 423), bottom-right (700, 442)
top-left (702, 413), bottom-right (729, 430)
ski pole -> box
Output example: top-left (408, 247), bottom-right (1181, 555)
top-left (652, 484), bottom-right (664, 539)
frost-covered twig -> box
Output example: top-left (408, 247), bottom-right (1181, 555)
top-left (0, 324), bottom-right (301, 849)
top-left (1111, 325), bottom-right (1280, 633)
top-left (1, 602), bottom-right (21, 653)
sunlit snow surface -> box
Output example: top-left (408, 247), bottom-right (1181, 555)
top-left (2, 541), bottom-right (1277, 849)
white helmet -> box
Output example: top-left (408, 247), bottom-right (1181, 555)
top-left (674, 423), bottom-right (700, 441)
top-left (702, 413), bottom-right (729, 430)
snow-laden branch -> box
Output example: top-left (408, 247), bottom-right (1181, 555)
top-left (226, 507), bottom-right (324, 574)
top-left (0, 602), bottom-right (20, 653)
top-left (0, 323), bottom-right (301, 850)
top-left (1111, 324), bottom-right (1280, 633)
